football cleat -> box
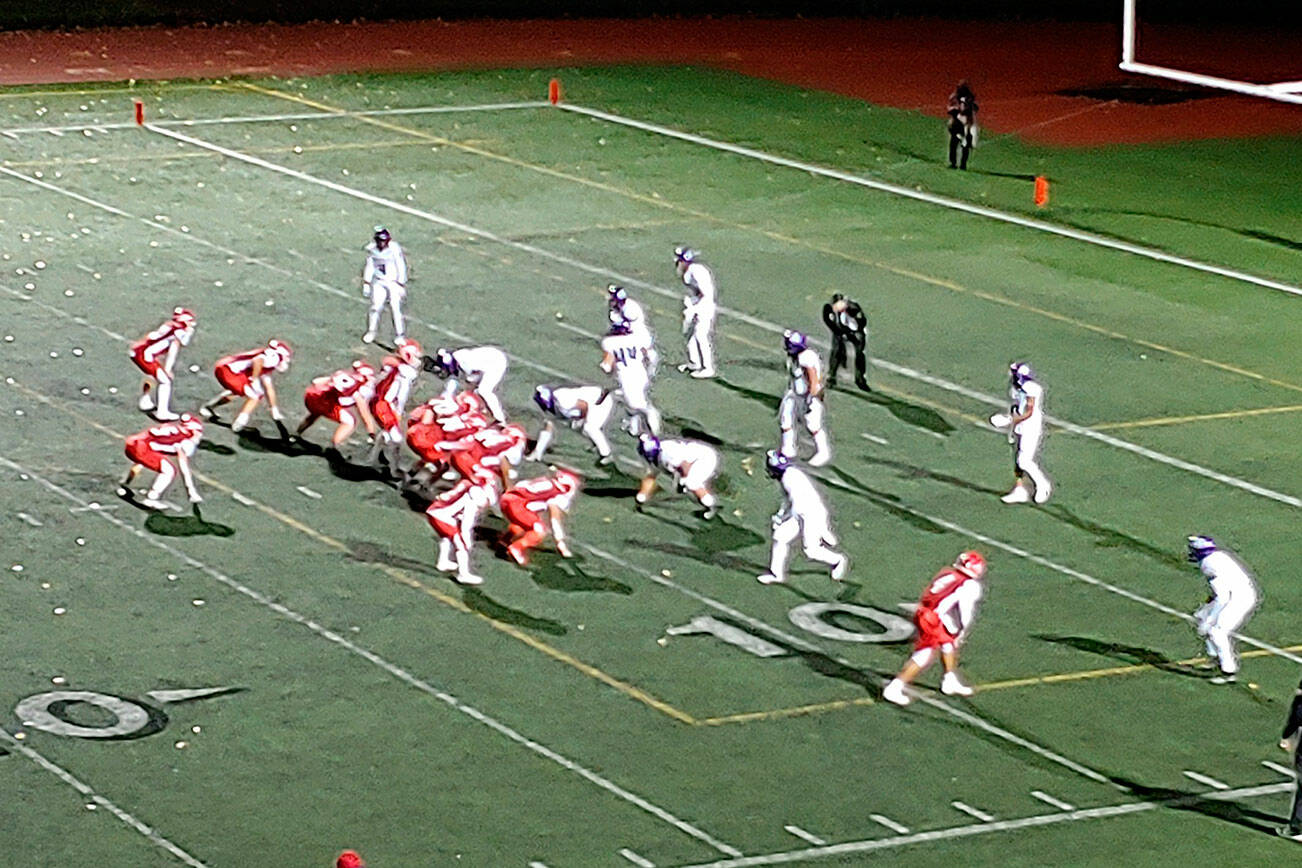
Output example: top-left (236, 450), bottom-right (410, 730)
top-left (140, 497), bottom-right (176, 512)
top-left (637, 434), bottom-right (661, 465)
top-left (1209, 674), bottom-right (1237, 685)
top-left (831, 554), bottom-right (849, 581)
top-left (1187, 534), bottom-right (1216, 563)
top-left (941, 673), bottom-right (974, 696)
top-left (764, 449), bottom-right (790, 480)
top-left (1001, 486), bottom-right (1030, 504)
top-left (455, 571), bottom-right (484, 586)
top-left (372, 226), bottom-right (391, 249)
top-left (137, 393), bottom-right (156, 412)
top-left (362, 331), bottom-right (376, 344)
top-left (782, 329), bottom-right (807, 356)
top-left (954, 550), bottom-right (987, 579)
top-left (757, 572), bottom-right (785, 585)
top-left (153, 410), bottom-right (180, 422)
top-left (882, 680), bottom-right (910, 706)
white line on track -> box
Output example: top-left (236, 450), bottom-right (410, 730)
top-left (555, 102), bottom-right (1302, 299)
top-left (1263, 760), bottom-right (1296, 778)
top-left (1182, 771), bottom-right (1230, 790)
top-left (1029, 790), bottom-right (1076, 811)
top-left (619, 848), bottom-right (657, 867)
top-left (0, 101), bottom-right (548, 137)
top-left (868, 814), bottom-right (910, 834)
top-left (678, 781), bottom-right (1294, 867)
top-left (127, 124), bottom-right (1299, 511)
top-left (0, 455), bottom-right (742, 859)
top-left (0, 728), bottom-right (206, 867)
top-left (782, 825), bottom-right (826, 846)
top-left (951, 801), bottom-right (995, 822)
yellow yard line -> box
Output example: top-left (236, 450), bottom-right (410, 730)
top-left (1092, 403), bottom-right (1302, 431)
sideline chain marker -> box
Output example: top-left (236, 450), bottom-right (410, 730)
top-left (1034, 175), bottom-right (1049, 208)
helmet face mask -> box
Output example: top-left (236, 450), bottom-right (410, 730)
top-left (1187, 534), bottom-right (1216, 562)
top-left (1010, 362), bottom-right (1034, 386)
top-left (397, 339), bottom-right (423, 367)
top-left (764, 449), bottom-right (789, 479)
top-left (955, 550), bottom-right (986, 579)
top-left (783, 329), bottom-right (807, 356)
top-left (434, 349), bottom-right (457, 377)
top-left (267, 339), bottom-right (292, 372)
top-left (372, 226), bottom-right (391, 250)
top-left (607, 284), bottom-right (627, 311)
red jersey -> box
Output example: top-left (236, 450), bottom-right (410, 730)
top-left (919, 568), bottom-right (976, 610)
top-left (130, 320), bottom-right (184, 377)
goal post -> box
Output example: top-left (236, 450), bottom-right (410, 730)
top-left (1120, 0), bottom-right (1302, 105)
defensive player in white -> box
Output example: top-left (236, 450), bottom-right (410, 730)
top-left (601, 320), bottom-right (661, 436)
top-left (130, 307), bottom-right (196, 421)
top-left (528, 384), bottom-right (617, 465)
top-left (674, 246), bottom-right (716, 379)
top-left (361, 226), bottom-right (409, 344)
top-left (608, 284), bottom-right (658, 377)
top-left (757, 450), bottom-right (848, 585)
top-left (778, 330), bottom-right (831, 467)
top-left (429, 345), bottom-right (510, 423)
top-left (635, 434), bottom-right (720, 518)
top-left (1188, 535), bottom-right (1260, 685)
top-left (989, 361), bottom-right (1052, 504)
top-left (883, 550), bottom-right (988, 705)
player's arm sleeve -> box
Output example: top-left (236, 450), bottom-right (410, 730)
top-left (362, 257), bottom-right (375, 285)
top-left (395, 251), bottom-right (408, 286)
top-left (1283, 691), bottom-right (1302, 741)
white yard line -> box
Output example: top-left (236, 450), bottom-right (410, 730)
top-left (1029, 790), bottom-right (1076, 811)
top-left (867, 814), bottom-right (910, 834)
top-left (126, 125), bottom-right (1299, 511)
top-left (1262, 761), bottom-right (1296, 778)
top-left (0, 728), bottom-right (207, 867)
top-left (554, 102), bottom-right (1302, 299)
top-left (951, 801), bottom-right (995, 822)
top-left (0, 455), bottom-right (742, 860)
top-left (619, 848), bottom-right (657, 867)
top-left (1182, 771), bottom-right (1230, 790)
top-left (782, 825), bottom-right (826, 846)
top-left (678, 781), bottom-right (1295, 867)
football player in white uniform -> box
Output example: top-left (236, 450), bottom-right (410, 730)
top-left (674, 246), bottom-right (716, 379)
top-left (635, 434), bottom-right (720, 518)
top-left (778, 330), bottom-right (831, 467)
top-left (608, 284), bottom-right (658, 377)
top-left (528, 384), bottom-right (617, 465)
top-left (130, 307), bottom-right (196, 421)
top-left (601, 320), bottom-right (661, 436)
top-left (989, 361), bottom-right (1052, 504)
top-left (361, 226), bottom-right (409, 344)
top-left (1188, 535), bottom-right (1260, 684)
top-left (428, 345), bottom-right (510, 423)
top-left (677, 245), bottom-right (718, 377)
top-left (757, 450), bottom-right (848, 584)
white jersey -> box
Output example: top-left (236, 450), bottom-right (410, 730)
top-left (777, 466), bottom-right (828, 522)
top-left (1200, 550), bottom-right (1259, 611)
top-left (602, 333), bottom-right (647, 379)
top-left (787, 348), bottom-right (822, 398)
top-left (682, 263), bottom-right (717, 315)
top-left (363, 240), bottom-right (408, 287)
top-left (550, 385), bottom-right (609, 420)
top-left (932, 576), bottom-right (984, 635)
top-left (657, 438), bottom-right (714, 475)
top-left (452, 346), bottom-right (507, 382)
top-left (613, 298), bottom-right (653, 348)
top-left (1012, 378), bottom-right (1044, 436)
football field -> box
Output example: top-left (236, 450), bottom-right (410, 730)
top-left (1, 67), bottom-right (1301, 866)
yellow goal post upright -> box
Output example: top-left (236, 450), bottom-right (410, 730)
top-left (1120, 0), bottom-right (1302, 105)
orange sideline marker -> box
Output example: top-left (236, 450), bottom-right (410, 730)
top-left (1034, 175), bottom-right (1049, 207)
top-left (134, 100), bottom-right (144, 125)
top-left (549, 78), bottom-right (561, 105)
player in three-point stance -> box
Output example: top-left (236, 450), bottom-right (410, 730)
top-left (779, 330), bottom-right (832, 467)
top-left (294, 359), bottom-right (378, 450)
top-left (608, 284), bottom-right (658, 377)
top-left (361, 226), bottom-right (408, 344)
top-left (130, 307), bottom-right (196, 421)
top-left (528, 384), bottom-right (617, 465)
top-left (1187, 534), bottom-right (1259, 685)
top-left (427, 344), bottom-right (510, 423)
top-left (200, 339), bottom-right (293, 433)
top-left (635, 434), bottom-right (720, 519)
top-left (601, 320), bottom-right (662, 436)
top-left (426, 464), bottom-right (500, 586)
top-left (500, 466), bottom-right (583, 565)
top-left (117, 413), bottom-right (205, 511)
top-left (674, 246), bottom-right (716, 379)
top-left (366, 339), bottom-right (423, 474)
top-left (989, 361), bottom-right (1052, 504)
top-left (883, 550), bottom-right (988, 705)
top-left (757, 450), bottom-right (848, 585)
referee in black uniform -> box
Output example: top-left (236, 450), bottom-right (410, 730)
top-left (1278, 677), bottom-right (1302, 841)
top-left (822, 293), bottom-right (871, 392)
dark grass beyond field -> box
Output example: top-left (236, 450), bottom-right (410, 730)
top-left (0, 68), bottom-right (1299, 866)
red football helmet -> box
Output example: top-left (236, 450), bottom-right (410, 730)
top-left (266, 339), bottom-right (292, 372)
top-left (397, 338), bottom-right (423, 367)
top-left (954, 550), bottom-right (986, 579)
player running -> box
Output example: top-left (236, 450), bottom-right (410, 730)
top-left (200, 339), bottom-right (293, 433)
top-left (883, 551), bottom-right (988, 705)
top-left (362, 226), bottom-right (409, 344)
top-left (527, 384), bottom-right (617, 465)
top-left (130, 306), bottom-right (196, 421)
top-left (635, 434), bottom-right (720, 518)
top-left (501, 467), bottom-right (583, 565)
top-left (674, 246), bottom-right (716, 379)
top-left (989, 361), bottom-right (1052, 504)
top-left (778, 330), bottom-right (831, 467)
top-left (1188, 535), bottom-right (1260, 685)
top-left (116, 413), bottom-right (205, 511)
top-left (757, 450), bottom-right (848, 585)
top-left (294, 359), bottom-right (378, 450)
top-left (601, 320), bottom-right (661, 436)
top-left (427, 345), bottom-right (510, 423)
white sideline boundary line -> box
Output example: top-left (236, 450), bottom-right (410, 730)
top-left (0, 728), bottom-right (207, 867)
top-left (680, 780), bottom-right (1294, 867)
top-left (554, 102), bottom-right (1302, 299)
top-left (6, 161), bottom-right (1299, 666)
top-left (0, 101), bottom-right (547, 138)
top-left (0, 456), bottom-right (742, 860)
top-left (123, 125), bottom-right (1300, 512)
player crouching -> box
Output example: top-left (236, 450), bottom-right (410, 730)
top-left (117, 413), bottom-right (204, 510)
top-left (366, 339), bottom-right (423, 475)
top-left (403, 392), bottom-right (489, 488)
top-left (295, 359), bottom-right (378, 450)
top-left (130, 306), bottom-right (196, 421)
top-left (501, 467), bottom-right (583, 565)
top-left (426, 466), bottom-right (501, 586)
top-left (636, 434), bottom-right (720, 519)
top-left (201, 339), bottom-right (293, 433)
top-left (529, 384), bottom-right (616, 465)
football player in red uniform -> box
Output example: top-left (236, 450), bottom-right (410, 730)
top-left (501, 467), bottom-right (582, 565)
top-left (425, 467), bottom-right (501, 585)
top-left (200, 339), bottom-right (292, 433)
top-left (294, 359), bottom-right (378, 449)
top-left (129, 307), bottom-right (195, 421)
top-left (116, 413), bottom-right (204, 510)
top-left (403, 392), bottom-right (489, 486)
top-left (367, 339), bottom-right (422, 474)
top-left (883, 551), bottom-right (987, 705)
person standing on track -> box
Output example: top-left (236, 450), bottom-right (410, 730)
top-left (821, 293), bottom-right (871, 391)
top-left (946, 80), bottom-right (978, 170)
top-left (362, 225), bottom-right (409, 344)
